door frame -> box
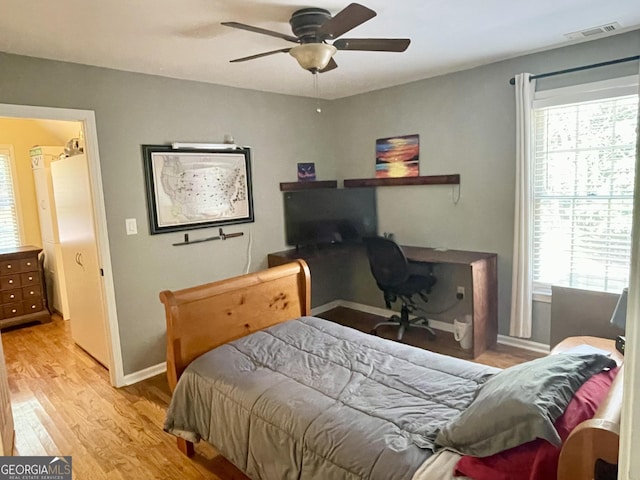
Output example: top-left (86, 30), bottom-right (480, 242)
top-left (0, 103), bottom-right (124, 387)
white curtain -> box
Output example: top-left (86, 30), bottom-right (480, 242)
top-left (509, 73), bottom-right (536, 338)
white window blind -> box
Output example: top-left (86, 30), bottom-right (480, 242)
top-left (532, 92), bottom-right (638, 293)
top-left (0, 149), bottom-right (20, 249)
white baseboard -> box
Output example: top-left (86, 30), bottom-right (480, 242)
top-left (496, 334), bottom-right (550, 354)
top-left (316, 299), bottom-right (551, 354)
top-left (124, 303), bottom-right (550, 386)
top-left (311, 300), bottom-right (343, 316)
top-left (321, 299), bottom-right (455, 333)
top-left (122, 361), bottom-right (167, 386)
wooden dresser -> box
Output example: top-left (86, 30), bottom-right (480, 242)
top-left (0, 246), bottom-right (50, 329)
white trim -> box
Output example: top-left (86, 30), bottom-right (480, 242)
top-left (534, 74), bottom-right (639, 108)
top-left (122, 362), bottom-right (167, 386)
top-left (316, 299), bottom-right (553, 354)
top-left (321, 299), bottom-right (456, 333)
top-left (0, 103), bottom-right (125, 388)
top-left (123, 300), bottom-right (553, 384)
top-left (496, 334), bottom-right (551, 354)
top-left (311, 300), bottom-right (343, 316)
top-left (532, 292), bottom-right (552, 304)
top-left (618, 79), bottom-right (640, 479)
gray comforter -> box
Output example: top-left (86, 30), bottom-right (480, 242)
top-left (164, 316), bottom-right (498, 480)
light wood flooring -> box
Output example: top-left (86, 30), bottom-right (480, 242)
top-left (2, 309), bottom-right (543, 479)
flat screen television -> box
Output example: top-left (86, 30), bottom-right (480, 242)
top-left (284, 188), bottom-right (377, 248)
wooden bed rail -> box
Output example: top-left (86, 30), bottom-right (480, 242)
top-left (558, 365), bottom-right (624, 480)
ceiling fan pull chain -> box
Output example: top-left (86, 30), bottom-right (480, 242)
top-left (314, 72), bottom-right (322, 114)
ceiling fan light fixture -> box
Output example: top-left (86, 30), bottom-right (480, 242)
top-left (289, 43), bottom-right (337, 72)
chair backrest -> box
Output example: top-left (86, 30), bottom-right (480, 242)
top-left (363, 236), bottom-right (410, 288)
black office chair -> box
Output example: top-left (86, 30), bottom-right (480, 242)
top-left (363, 236), bottom-right (437, 340)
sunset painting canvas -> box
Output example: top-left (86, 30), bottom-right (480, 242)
top-left (375, 134), bottom-right (420, 178)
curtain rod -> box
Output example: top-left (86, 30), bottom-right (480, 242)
top-left (508, 55), bottom-right (640, 85)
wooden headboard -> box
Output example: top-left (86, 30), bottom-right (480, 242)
top-left (159, 259), bottom-right (311, 391)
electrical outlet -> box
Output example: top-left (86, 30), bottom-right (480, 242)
top-left (456, 286), bottom-right (465, 300)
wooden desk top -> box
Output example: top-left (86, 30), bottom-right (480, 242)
top-left (268, 244), bottom-right (360, 261)
top-left (269, 244), bottom-right (497, 266)
top-left (402, 246), bottom-right (497, 265)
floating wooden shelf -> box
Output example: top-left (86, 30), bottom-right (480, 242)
top-left (279, 180), bottom-right (338, 191)
top-left (344, 174), bottom-right (460, 188)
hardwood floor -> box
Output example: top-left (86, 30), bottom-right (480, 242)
top-left (3, 317), bottom-right (248, 480)
top-left (1, 309), bottom-right (542, 478)
top-left (317, 306), bottom-right (544, 368)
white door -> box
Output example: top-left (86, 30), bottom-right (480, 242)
top-left (33, 167), bottom-right (71, 319)
top-left (51, 154), bottom-right (110, 368)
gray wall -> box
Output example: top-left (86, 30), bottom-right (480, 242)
top-left (0, 53), bottom-right (332, 374)
top-left (0, 30), bottom-right (637, 374)
top-left (329, 30), bottom-right (640, 344)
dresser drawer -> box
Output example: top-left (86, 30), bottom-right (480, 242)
top-left (0, 246), bottom-right (49, 327)
top-left (0, 289), bottom-right (23, 305)
top-left (22, 286), bottom-right (42, 300)
top-left (19, 257), bottom-right (38, 272)
top-left (22, 299), bottom-right (44, 314)
top-left (2, 303), bottom-right (24, 319)
top-left (20, 272), bottom-right (39, 287)
top-left (0, 260), bottom-right (20, 275)
top-left (0, 275), bottom-right (21, 290)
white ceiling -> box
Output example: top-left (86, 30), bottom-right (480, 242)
top-left (1, 0), bottom-right (639, 100)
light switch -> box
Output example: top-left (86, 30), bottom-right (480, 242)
top-left (125, 218), bottom-right (138, 235)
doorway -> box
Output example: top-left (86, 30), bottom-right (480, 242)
top-left (0, 103), bottom-right (123, 387)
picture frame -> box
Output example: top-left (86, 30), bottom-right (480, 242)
top-left (375, 134), bottom-right (420, 178)
top-left (142, 145), bottom-right (254, 234)
top-left (297, 162), bottom-right (316, 181)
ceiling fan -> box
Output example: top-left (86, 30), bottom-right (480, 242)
top-left (221, 3), bottom-right (410, 73)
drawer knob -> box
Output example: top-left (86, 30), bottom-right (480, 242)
top-left (11, 309), bottom-right (16, 313)
top-left (8, 280), bottom-right (13, 284)
top-left (9, 294), bottom-right (14, 299)
top-left (28, 276), bottom-right (33, 281)
top-left (29, 291), bottom-right (35, 295)
top-left (7, 265), bottom-right (11, 269)
top-left (26, 262), bottom-right (31, 266)
top-left (31, 305), bottom-right (36, 309)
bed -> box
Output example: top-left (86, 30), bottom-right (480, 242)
top-left (159, 259), bottom-right (623, 480)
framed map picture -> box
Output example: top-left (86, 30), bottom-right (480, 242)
top-left (142, 145), bottom-right (254, 234)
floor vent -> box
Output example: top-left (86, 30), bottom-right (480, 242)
top-left (565, 22), bottom-right (621, 40)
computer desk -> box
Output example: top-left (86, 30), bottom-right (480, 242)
top-left (267, 244), bottom-right (498, 358)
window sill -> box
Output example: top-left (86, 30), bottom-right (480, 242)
top-left (533, 290), bottom-right (552, 304)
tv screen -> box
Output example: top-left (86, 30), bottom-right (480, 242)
top-left (284, 188), bottom-right (377, 247)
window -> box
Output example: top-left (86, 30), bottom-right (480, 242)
top-left (0, 147), bottom-right (21, 249)
top-left (532, 78), bottom-right (638, 294)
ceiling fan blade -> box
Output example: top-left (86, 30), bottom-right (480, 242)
top-left (333, 38), bottom-right (410, 52)
top-left (317, 3), bottom-right (376, 40)
top-left (221, 21), bottom-right (299, 43)
top-left (320, 57), bottom-right (338, 73)
top-left (229, 48), bottom-right (292, 63)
